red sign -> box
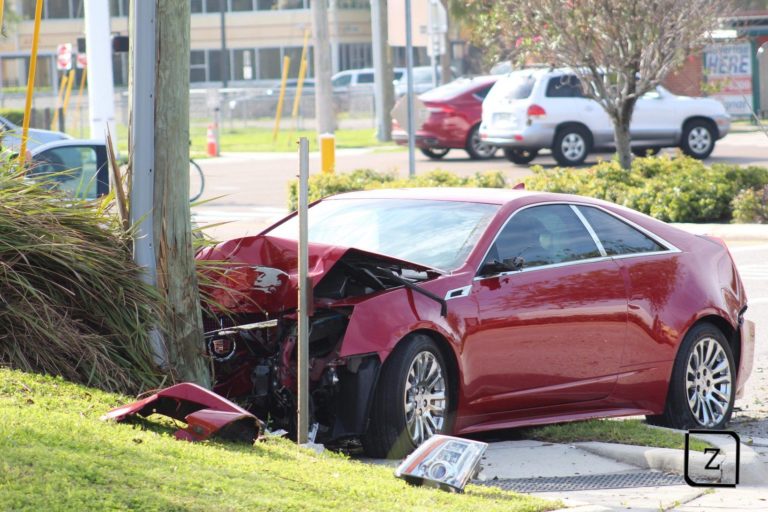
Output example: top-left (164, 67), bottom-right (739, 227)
top-left (76, 52), bottom-right (87, 69)
top-left (56, 43), bottom-right (72, 71)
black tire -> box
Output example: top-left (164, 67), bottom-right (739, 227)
top-left (465, 125), bottom-right (497, 160)
top-left (420, 147), bottom-right (450, 160)
top-left (552, 125), bottom-right (591, 166)
top-left (631, 146), bottom-right (661, 157)
top-left (503, 148), bottom-right (539, 165)
top-left (189, 159), bottom-right (205, 202)
top-left (647, 322), bottom-right (736, 430)
top-left (680, 120), bottom-right (716, 159)
top-left (362, 334), bottom-right (454, 459)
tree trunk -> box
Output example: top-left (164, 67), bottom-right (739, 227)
top-left (312, 0), bottom-right (336, 133)
top-left (612, 98), bottom-right (637, 170)
top-left (154, 1), bottom-right (210, 386)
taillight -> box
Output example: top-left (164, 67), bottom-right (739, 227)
top-left (527, 104), bottom-right (546, 118)
top-left (426, 103), bottom-right (455, 115)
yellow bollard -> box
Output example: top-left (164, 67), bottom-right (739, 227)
top-left (272, 55), bottom-right (291, 144)
top-left (50, 72), bottom-right (68, 131)
top-left (19, 0), bottom-right (43, 165)
top-left (61, 68), bottom-right (76, 124)
top-left (320, 133), bottom-right (335, 174)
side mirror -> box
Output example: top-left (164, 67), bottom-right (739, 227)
top-left (479, 257), bottom-right (523, 277)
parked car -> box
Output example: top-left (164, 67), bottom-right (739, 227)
top-left (25, 139), bottom-right (109, 199)
top-left (197, 187), bottom-right (754, 458)
top-left (480, 68), bottom-right (732, 166)
top-left (394, 66), bottom-right (458, 97)
top-left (331, 67), bottom-right (405, 92)
top-left (392, 76), bottom-right (499, 160)
top-left (0, 115), bottom-right (71, 152)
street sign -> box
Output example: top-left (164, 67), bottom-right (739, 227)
top-left (56, 43), bottom-right (72, 71)
top-left (76, 52), bottom-right (87, 69)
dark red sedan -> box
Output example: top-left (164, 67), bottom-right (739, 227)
top-left (198, 188), bottom-right (754, 458)
top-left (392, 76), bottom-right (499, 160)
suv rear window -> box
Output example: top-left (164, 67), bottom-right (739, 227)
top-left (492, 74), bottom-right (536, 100)
top-left (546, 75), bottom-right (584, 98)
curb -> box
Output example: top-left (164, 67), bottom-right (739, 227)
top-left (575, 440), bottom-right (768, 486)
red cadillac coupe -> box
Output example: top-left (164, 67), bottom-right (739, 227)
top-left (198, 188), bottom-right (755, 458)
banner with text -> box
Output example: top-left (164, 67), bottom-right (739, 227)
top-left (704, 42), bottom-right (753, 117)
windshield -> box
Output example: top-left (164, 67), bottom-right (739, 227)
top-left (267, 198), bottom-right (499, 271)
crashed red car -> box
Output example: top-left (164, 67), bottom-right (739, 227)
top-left (197, 188), bottom-right (755, 458)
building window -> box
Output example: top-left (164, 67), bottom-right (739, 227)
top-left (109, 0), bottom-right (129, 17)
top-left (231, 0), bottom-right (255, 10)
top-left (336, 0), bottom-right (370, 8)
top-left (190, 50), bottom-right (208, 83)
top-left (233, 49), bottom-right (256, 81)
top-left (112, 53), bottom-right (128, 87)
top-left (258, 48), bottom-right (282, 80)
top-left (338, 43), bottom-right (373, 71)
top-left (22, 0), bottom-right (84, 19)
top-left (391, 47), bottom-right (429, 68)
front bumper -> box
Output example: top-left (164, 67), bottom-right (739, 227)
top-left (714, 115), bottom-right (731, 139)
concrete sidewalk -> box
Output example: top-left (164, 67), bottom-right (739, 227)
top-left (473, 437), bottom-right (768, 511)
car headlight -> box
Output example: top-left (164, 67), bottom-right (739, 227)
top-left (394, 435), bottom-right (487, 492)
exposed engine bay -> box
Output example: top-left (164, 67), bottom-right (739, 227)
top-left (199, 236), bottom-right (443, 444)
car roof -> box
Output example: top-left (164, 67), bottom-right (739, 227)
top-left (324, 187), bottom-right (587, 206)
top-left (30, 139), bottom-right (105, 154)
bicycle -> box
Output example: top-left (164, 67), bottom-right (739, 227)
top-left (189, 157), bottom-right (205, 202)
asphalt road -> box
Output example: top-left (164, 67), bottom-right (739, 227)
top-left (192, 130), bottom-right (768, 240)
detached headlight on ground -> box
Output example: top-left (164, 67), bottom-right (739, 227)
top-left (394, 435), bottom-right (488, 492)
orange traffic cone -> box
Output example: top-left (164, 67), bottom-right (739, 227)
top-left (206, 124), bottom-right (218, 157)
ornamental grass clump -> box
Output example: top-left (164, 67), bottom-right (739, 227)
top-left (0, 164), bottom-right (166, 394)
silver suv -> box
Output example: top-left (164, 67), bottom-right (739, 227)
top-left (480, 68), bottom-right (731, 166)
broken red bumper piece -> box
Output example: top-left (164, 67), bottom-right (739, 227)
top-left (101, 382), bottom-right (263, 443)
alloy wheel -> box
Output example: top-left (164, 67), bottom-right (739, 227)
top-left (470, 130), bottom-right (496, 158)
top-left (687, 127), bottom-right (712, 155)
top-left (561, 133), bottom-right (586, 161)
top-left (404, 351), bottom-right (446, 446)
top-left (685, 336), bottom-right (732, 427)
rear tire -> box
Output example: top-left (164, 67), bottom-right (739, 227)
top-left (362, 334), bottom-right (454, 459)
top-left (420, 147), bottom-right (450, 160)
top-left (503, 148), bottom-right (539, 165)
top-left (646, 322), bottom-right (735, 430)
top-left (465, 125), bottom-right (497, 160)
top-left (680, 120), bottom-right (716, 159)
top-left (552, 125), bottom-right (591, 166)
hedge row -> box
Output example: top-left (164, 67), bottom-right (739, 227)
top-left (287, 155), bottom-right (768, 224)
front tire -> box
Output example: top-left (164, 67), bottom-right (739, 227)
top-left (552, 125), bottom-right (591, 166)
top-left (420, 147), bottom-right (450, 160)
top-left (362, 334), bottom-right (453, 459)
top-left (465, 125), bottom-right (497, 160)
top-left (680, 120), bottom-right (716, 159)
top-left (647, 322), bottom-right (735, 430)
top-left (504, 148), bottom-right (539, 165)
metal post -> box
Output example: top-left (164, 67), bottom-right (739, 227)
top-left (405, 0), bottom-right (416, 177)
top-left (129, 0), bottom-right (157, 287)
top-left (297, 137), bottom-right (310, 445)
top-left (371, 0), bottom-right (394, 141)
top-left (84, 0), bottom-right (116, 143)
top-left (219, 1), bottom-right (228, 88)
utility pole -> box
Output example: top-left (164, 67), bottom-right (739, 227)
top-left (312, 0), bottom-right (335, 133)
top-left (84, 0), bottom-right (116, 143)
top-left (371, 0), bottom-right (394, 141)
top-left (151, 0), bottom-right (209, 386)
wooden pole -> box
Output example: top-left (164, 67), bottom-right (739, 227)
top-left (19, 0), bottom-right (43, 165)
top-left (153, 0), bottom-right (209, 386)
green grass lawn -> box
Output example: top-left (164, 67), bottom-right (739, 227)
top-left (522, 419), bottom-right (711, 452)
top-left (0, 368), bottom-right (557, 512)
top-left (113, 124), bottom-right (398, 157)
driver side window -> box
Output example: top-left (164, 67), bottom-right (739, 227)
top-left (483, 205), bottom-right (602, 273)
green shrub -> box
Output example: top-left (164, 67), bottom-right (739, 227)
top-left (288, 169), bottom-right (507, 210)
top-left (0, 163), bottom-right (166, 393)
top-left (732, 187), bottom-right (768, 223)
top-left (0, 108), bottom-right (25, 126)
top-left (525, 154), bottom-right (768, 223)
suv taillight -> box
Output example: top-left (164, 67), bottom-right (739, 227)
top-left (527, 104), bottom-right (546, 118)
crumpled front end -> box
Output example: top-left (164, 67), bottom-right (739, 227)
top-left (197, 235), bottom-right (442, 444)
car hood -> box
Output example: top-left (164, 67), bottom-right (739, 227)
top-left (197, 234), bottom-right (440, 315)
